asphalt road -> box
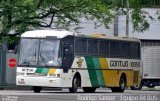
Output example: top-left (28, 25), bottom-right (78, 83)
top-left (0, 88), bottom-right (159, 101)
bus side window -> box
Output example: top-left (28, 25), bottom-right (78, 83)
top-left (75, 38), bottom-right (87, 55)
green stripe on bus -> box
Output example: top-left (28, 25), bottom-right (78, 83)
top-left (85, 56), bottom-right (99, 87)
top-left (41, 68), bottom-right (49, 74)
top-left (93, 58), bottom-right (105, 87)
top-left (35, 68), bottom-right (43, 73)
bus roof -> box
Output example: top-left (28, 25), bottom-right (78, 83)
top-left (21, 30), bottom-right (139, 42)
top-left (21, 30), bottom-right (75, 38)
top-left (76, 34), bottom-right (140, 42)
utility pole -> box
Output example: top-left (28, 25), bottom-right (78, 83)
top-left (114, 8), bottom-right (119, 37)
top-left (126, 0), bottom-right (129, 37)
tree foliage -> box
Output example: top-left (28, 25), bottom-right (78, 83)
top-left (0, 0), bottom-right (113, 45)
top-left (105, 0), bottom-right (152, 32)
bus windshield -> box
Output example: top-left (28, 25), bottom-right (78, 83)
top-left (18, 38), bottom-right (62, 67)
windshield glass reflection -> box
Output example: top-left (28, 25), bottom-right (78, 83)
top-left (19, 39), bottom-right (39, 66)
top-left (39, 39), bottom-right (61, 66)
top-left (19, 38), bottom-right (62, 67)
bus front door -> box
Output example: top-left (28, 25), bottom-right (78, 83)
top-left (63, 44), bottom-right (73, 73)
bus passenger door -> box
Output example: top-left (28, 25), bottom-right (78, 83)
top-left (62, 36), bottom-right (74, 73)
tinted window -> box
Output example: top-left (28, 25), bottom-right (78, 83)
top-left (121, 42), bottom-right (130, 58)
top-left (99, 40), bottom-right (109, 57)
top-left (110, 41), bottom-right (121, 57)
top-left (88, 40), bottom-right (98, 55)
top-left (130, 43), bottom-right (140, 59)
top-left (75, 38), bottom-right (87, 55)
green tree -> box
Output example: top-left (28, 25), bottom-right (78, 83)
top-left (106, 0), bottom-right (152, 32)
top-left (0, 0), bottom-right (159, 46)
top-left (0, 0), bottom-right (114, 45)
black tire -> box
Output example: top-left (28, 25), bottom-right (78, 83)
top-left (147, 85), bottom-right (155, 88)
top-left (130, 85), bottom-right (143, 90)
top-left (33, 86), bottom-right (42, 93)
top-left (69, 76), bottom-right (80, 93)
top-left (130, 81), bottom-right (143, 90)
top-left (111, 75), bottom-right (126, 93)
top-left (146, 80), bottom-right (155, 88)
top-left (83, 87), bottom-right (96, 93)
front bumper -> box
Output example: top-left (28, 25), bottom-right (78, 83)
top-left (16, 76), bottom-right (62, 87)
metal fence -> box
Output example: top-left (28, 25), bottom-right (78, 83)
top-left (0, 45), bottom-right (18, 87)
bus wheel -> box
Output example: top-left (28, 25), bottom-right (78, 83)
top-left (33, 86), bottom-right (42, 93)
top-left (111, 75), bottom-right (126, 93)
top-left (130, 85), bottom-right (143, 90)
top-left (83, 87), bottom-right (96, 93)
top-left (147, 85), bottom-right (155, 88)
top-left (130, 81), bottom-right (143, 90)
top-left (118, 75), bottom-right (126, 92)
top-left (69, 76), bottom-right (80, 93)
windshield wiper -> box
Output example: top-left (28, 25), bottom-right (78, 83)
top-left (22, 61), bottom-right (30, 66)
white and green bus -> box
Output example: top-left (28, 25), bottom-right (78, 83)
top-left (16, 30), bottom-right (141, 93)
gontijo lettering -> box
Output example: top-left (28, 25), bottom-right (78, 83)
top-left (110, 60), bottom-right (128, 67)
top-left (110, 60), bottom-right (140, 67)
